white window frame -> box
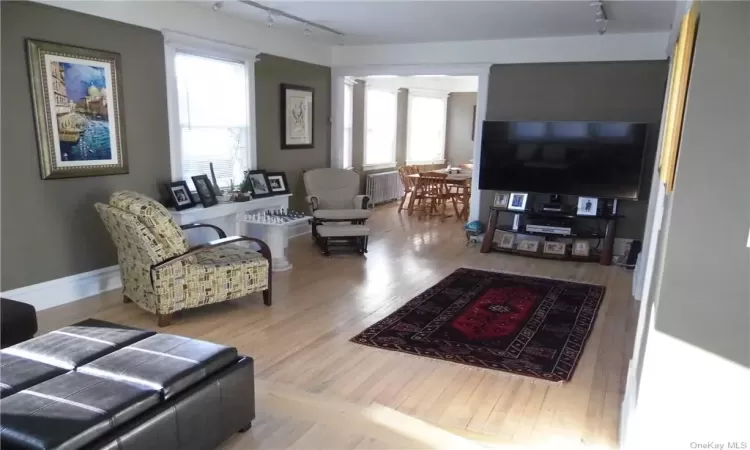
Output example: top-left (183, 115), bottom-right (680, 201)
top-left (342, 77), bottom-right (355, 170)
top-left (363, 85), bottom-right (398, 171)
top-left (406, 89), bottom-right (449, 166)
top-left (164, 31), bottom-right (259, 185)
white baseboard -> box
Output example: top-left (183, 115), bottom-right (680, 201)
top-left (619, 358), bottom-right (639, 450)
top-left (1, 265), bottom-right (122, 311)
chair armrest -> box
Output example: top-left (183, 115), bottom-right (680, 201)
top-left (152, 236), bottom-right (272, 272)
top-left (353, 195), bottom-right (371, 210)
top-left (180, 223), bottom-right (227, 239)
top-left (306, 196), bottom-right (320, 212)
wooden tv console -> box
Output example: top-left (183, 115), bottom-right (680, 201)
top-left (480, 206), bottom-right (622, 265)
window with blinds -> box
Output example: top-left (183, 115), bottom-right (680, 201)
top-left (174, 52), bottom-right (250, 190)
top-left (364, 88), bottom-right (397, 167)
top-left (406, 93), bottom-right (448, 165)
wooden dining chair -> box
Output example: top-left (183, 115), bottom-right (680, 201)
top-left (411, 172), bottom-right (453, 222)
top-left (397, 165), bottom-right (420, 213)
top-left (451, 178), bottom-right (471, 222)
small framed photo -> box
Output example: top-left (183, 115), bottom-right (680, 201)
top-left (191, 175), bottom-right (218, 208)
top-left (572, 240), bottom-right (591, 257)
top-left (265, 172), bottom-right (290, 195)
top-left (497, 233), bottom-right (515, 249)
top-left (493, 192), bottom-right (509, 208)
top-left (508, 192), bottom-right (529, 211)
top-left (543, 241), bottom-right (567, 256)
top-left (166, 181), bottom-right (195, 211)
top-left (577, 197), bottom-right (599, 216)
top-left (242, 170), bottom-right (273, 198)
top-left (517, 239), bottom-right (539, 253)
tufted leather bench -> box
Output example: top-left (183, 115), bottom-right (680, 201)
top-left (0, 319), bottom-right (255, 450)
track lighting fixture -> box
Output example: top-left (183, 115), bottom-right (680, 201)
top-left (211, 1), bottom-right (223, 12)
top-left (237, 0), bottom-right (345, 37)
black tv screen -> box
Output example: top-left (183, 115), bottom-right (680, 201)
top-left (479, 121), bottom-right (648, 199)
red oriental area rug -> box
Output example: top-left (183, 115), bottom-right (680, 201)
top-left (351, 268), bottom-right (605, 382)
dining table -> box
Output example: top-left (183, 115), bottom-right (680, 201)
top-left (406, 169), bottom-right (473, 220)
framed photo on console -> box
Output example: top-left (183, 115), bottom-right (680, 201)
top-left (166, 181), bottom-right (195, 211)
top-left (493, 192), bottom-right (509, 208)
top-left (577, 197), bottom-right (599, 216)
top-left (572, 240), bottom-right (591, 257)
top-left (191, 175), bottom-right (218, 207)
top-left (265, 172), bottom-right (290, 195)
top-left (543, 241), bottom-right (567, 256)
top-left (508, 192), bottom-right (528, 211)
top-left (497, 233), bottom-right (515, 249)
top-left (517, 239), bottom-right (539, 254)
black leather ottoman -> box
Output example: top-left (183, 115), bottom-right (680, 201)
top-left (0, 319), bottom-right (255, 450)
top-left (1, 298), bottom-right (38, 348)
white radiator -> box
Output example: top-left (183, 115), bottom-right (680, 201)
top-left (366, 171), bottom-right (403, 205)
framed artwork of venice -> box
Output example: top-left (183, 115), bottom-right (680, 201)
top-left (26, 39), bottom-right (128, 179)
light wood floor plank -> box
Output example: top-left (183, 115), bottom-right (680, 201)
top-left (37, 203), bottom-right (636, 449)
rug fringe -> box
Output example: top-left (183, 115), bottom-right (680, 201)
top-left (358, 343), bottom-right (565, 386)
top-left (456, 265), bottom-right (607, 288)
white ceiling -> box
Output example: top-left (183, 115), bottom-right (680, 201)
top-left (197, 1), bottom-right (677, 45)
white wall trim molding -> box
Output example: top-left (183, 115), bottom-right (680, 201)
top-left (36, 0), bottom-right (332, 66)
top-left (1, 266), bottom-right (122, 311)
top-left (332, 32), bottom-right (670, 67)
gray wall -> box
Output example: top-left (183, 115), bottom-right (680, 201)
top-left (255, 54), bottom-right (331, 212)
top-left (653, 0), bottom-right (750, 367)
top-left (0, 1), bottom-right (171, 290)
top-left (445, 92), bottom-right (477, 165)
top-left (481, 61), bottom-right (669, 239)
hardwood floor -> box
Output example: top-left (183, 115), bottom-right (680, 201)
top-left (37, 204), bottom-right (638, 449)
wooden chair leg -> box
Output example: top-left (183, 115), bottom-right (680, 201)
top-left (123, 295), bottom-right (132, 304)
top-left (407, 193), bottom-right (418, 216)
top-left (398, 191), bottom-right (408, 212)
top-left (157, 313), bottom-right (173, 327)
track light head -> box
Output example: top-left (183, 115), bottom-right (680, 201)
top-left (267, 11), bottom-right (275, 27)
top-left (211, 1), bottom-right (223, 12)
top-left (304, 28), bottom-right (312, 37)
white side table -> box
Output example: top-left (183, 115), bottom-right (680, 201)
top-left (237, 214), bottom-right (311, 272)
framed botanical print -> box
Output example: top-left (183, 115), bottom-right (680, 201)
top-left (280, 84), bottom-right (314, 149)
top-left (26, 39), bottom-right (128, 179)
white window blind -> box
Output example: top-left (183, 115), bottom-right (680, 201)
top-left (364, 87), bottom-right (397, 167)
top-left (406, 92), bottom-right (448, 164)
top-left (175, 52), bottom-right (249, 190)
top-left (343, 81), bottom-right (354, 169)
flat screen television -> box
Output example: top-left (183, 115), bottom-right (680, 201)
top-left (479, 121), bottom-right (648, 199)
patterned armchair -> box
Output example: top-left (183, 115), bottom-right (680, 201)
top-left (95, 191), bottom-right (271, 327)
top-left (303, 168), bottom-right (372, 237)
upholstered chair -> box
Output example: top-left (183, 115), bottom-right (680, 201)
top-left (95, 191), bottom-right (271, 326)
top-left (303, 168), bottom-right (372, 237)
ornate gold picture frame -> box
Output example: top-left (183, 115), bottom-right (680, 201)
top-left (27, 39), bottom-right (128, 179)
top-left (659, 6), bottom-right (699, 192)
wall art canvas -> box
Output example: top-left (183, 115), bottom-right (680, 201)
top-left (27, 39), bottom-right (128, 179)
top-left (280, 84), bottom-right (314, 149)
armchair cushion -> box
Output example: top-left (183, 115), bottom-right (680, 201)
top-left (313, 209), bottom-right (372, 220)
top-left (110, 191), bottom-right (188, 259)
top-left (303, 169), bottom-right (361, 210)
top-left (152, 243), bottom-right (269, 314)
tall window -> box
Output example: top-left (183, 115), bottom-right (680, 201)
top-left (364, 87), bottom-right (397, 167)
top-left (342, 80), bottom-right (354, 169)
top-left (406, 92), bottom-right (448, 164)
top-left (173, 52), bottom-right (250, 190)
